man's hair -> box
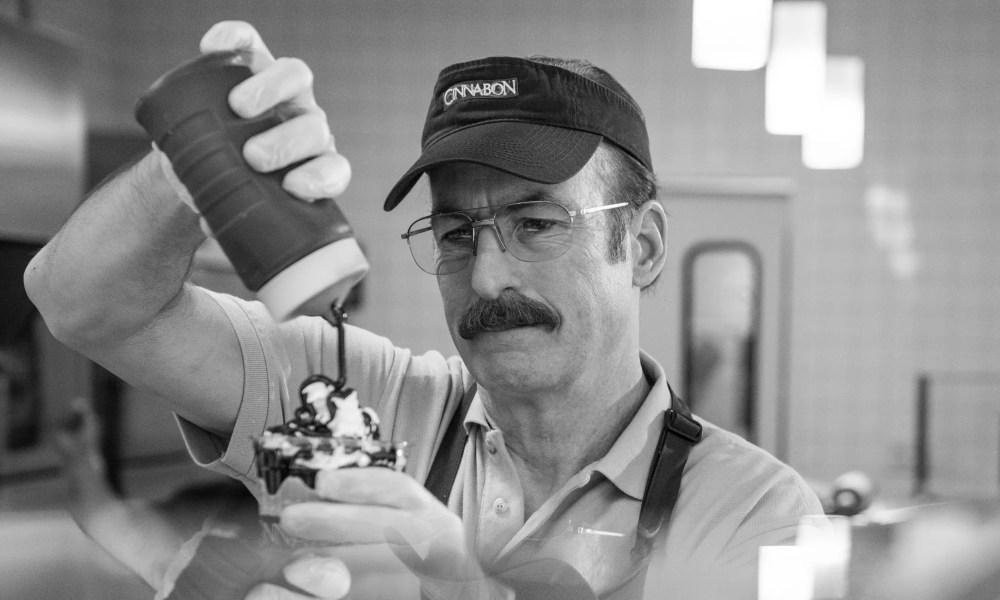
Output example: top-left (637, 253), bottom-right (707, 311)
top-left (527, 56), bottom-right (660, 268)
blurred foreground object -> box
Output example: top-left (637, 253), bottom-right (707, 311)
top-left (850, 501), bottom-right (1000, 600)
top-left (0, 509), bottom-right (151, 600)
top-left (830, 471), bottom-right (876, 517)
top-left (760, 500), bottom-right (1000, 600)
top-left (878, 502), bottom-right (1000, 600)
top-left (759, 515), bottom-right (851, 600)
top-left (54, 396), bottom-right (256, 596)
top-left (810, 470), bottom-right (878, 517)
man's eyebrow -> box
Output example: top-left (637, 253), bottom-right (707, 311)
top-left (520, 189), bottom-right (563, 204)
top-left (431, 189), bottom-right (566, 214)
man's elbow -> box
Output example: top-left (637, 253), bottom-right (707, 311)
top-left (24, 248), bottom-right (108, 349)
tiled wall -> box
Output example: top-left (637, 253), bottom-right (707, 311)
top-left (15, 0), bottom-right (1000, 499)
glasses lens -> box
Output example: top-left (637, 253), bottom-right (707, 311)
top-left (404, 202), bottom-right (576, 274)
top-left (496, 202), bottom-right (574, 262)
top-left (406, 213), bottom-right (474, 275)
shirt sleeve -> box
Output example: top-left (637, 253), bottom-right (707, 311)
top-left (706, 467), bottom-right (823, 600)
top-left (647, 426), bottom-right (825, 600)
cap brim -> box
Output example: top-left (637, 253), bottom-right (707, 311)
top-left (383, 121), bottom-right (602, 211)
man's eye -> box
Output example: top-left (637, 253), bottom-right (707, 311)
top-left (439, 227), bottom-right (473, 243)
top-left (518, 218), bottom-right (561, 233)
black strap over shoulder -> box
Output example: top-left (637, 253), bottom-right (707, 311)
top-left (632, 390), bottom-right (702, 561)
top-left (424, 383), bottom-right (476, 505)
top-left (421, 383), bottom-right (703, 597)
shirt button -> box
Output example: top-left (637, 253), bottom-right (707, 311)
top-left (485, 440), bottom-right (497, 454)
top-left (492, 498), bottom-right (509, 514)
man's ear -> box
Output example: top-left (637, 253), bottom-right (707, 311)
top-left (630, 201), bottom-right (667, 289)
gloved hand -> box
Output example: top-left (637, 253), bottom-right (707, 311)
top-left (244, 553), bottom-right (352, 600)
top-left (246, 468), bottom-right (511, 600)
top-left (154, 21), bottom-right (352, 232)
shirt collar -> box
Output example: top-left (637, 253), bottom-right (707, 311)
top-left (592, 351), bottom-right (673, 500)
top-left (464, 387), bottom-right (489, 433)
top-left (462, 351), bottom-right (673, 501)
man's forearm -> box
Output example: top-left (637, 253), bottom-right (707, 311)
top-left (25, 151), bottom-right (205, 349)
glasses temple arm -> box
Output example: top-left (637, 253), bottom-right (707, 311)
top-left (574, 202), bottom-right (630, 217)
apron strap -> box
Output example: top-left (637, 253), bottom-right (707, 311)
top-left (424, 383), bottom-right (476, 505)
top-left (422, 384), bottom-right (703, 598)
top-left (632, 390), bottom-right (702, 561)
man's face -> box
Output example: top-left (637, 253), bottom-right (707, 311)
top-left (427, 156), bottom-right (639, 397)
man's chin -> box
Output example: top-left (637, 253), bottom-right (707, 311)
top-left (459, 330), bottom-right (555, 388)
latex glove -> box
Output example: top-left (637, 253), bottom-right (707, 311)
top-left (200, 21), bottom-right (351, 201)
top-left (154, 21), bottom-right (352, 232)
top-left (245, 554), bottom-right (352, 600)
top-left (268, 468), bottom-right (511, 600)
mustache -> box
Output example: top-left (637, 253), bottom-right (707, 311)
top-left (457, 292), bottom-right (560, 340)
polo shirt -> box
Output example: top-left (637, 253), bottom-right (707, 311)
top-left (177, 291), bottom-right (823, 598)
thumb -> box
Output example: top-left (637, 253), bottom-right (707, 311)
top-left (281, 555), bottom-right (351, 600)
top-left (200, 21), bottom-right (276, 72)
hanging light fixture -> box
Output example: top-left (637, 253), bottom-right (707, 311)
top-left (802, 55), bottom-right (865, 169)
top-left (691, 0), bottom-right (774, 71)
top-left (765, 1), bottom-right (827, 135)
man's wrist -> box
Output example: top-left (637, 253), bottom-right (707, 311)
top-left (130, 151), bottom-right (208, 248)
top-left (149, 144), bottom-right (198, 214)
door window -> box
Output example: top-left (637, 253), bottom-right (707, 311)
top-left (682, 242), bottom-right (762, 441)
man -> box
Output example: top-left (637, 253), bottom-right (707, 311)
top-left (25, 21), bottom-right (822, 600)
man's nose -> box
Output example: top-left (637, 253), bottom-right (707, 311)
top-left (469, 226), bottom-right (516, 299)
top-left (471, 223), bottom-right (506, 256)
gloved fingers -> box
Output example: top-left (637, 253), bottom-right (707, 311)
top-left (304, 469), bottom-right (450, 551)
top-left (314, 464), bottom-right (432, 509)
top-left (196, 21), bottom-right (347, 205)
top-left (283, 151), bottom-right (352, 201)
top-left (199, 21), bottom-right (276, 72)
top-left (280, 500), bottom-right (461, 565)
top-left (279, 471), bottom-right (481, 585)
top-left (243, 110), bottom-right (333, 173)
top-left (229, 56), bottom-right (317, 119)
top-left (244, 583), bottom-right (314, 600)
top-left (280, 501), bottom-right (395, 545)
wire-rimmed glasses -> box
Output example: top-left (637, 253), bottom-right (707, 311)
top-left (401, 200), bottom-right (628, 275)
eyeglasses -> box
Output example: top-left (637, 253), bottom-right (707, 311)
top-left (401, 200), bottom-right (628, 275)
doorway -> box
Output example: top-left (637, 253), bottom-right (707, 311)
top-left (640, 177), bottom-right (793, 458)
